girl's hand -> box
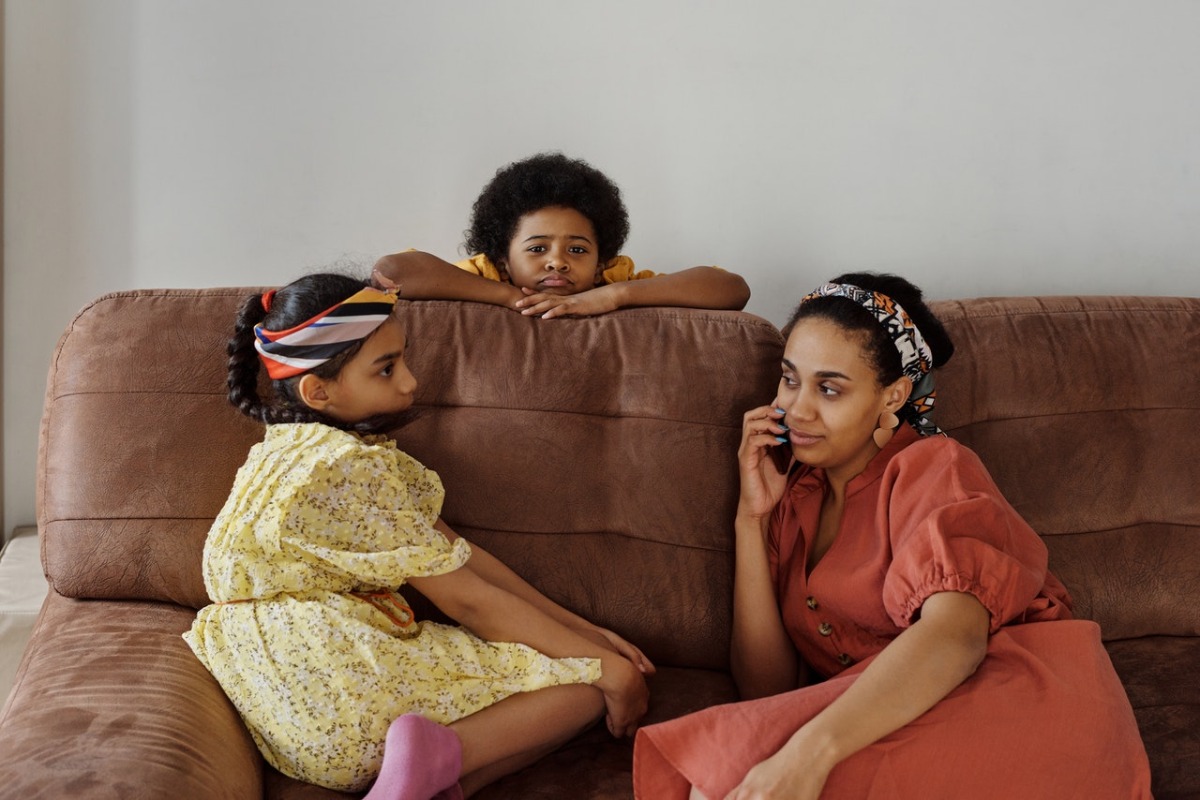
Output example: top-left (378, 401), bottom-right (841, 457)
top-left (590, 626), bottom-right (656, 675)
top-left (724, 747), bottom-right (830, 800)
top-left (737, 404), bottom-right (792, 520)
top-left (595, 655), bottom-right (649, 738)
top-left (514, 285), bottom-right (621, 318)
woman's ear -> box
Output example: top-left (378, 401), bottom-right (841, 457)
top-left (296, 374), bottom-right (333, 412)
top-left (884, 376), bottom-right (913, 413)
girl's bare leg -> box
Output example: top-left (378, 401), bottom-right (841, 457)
top-left (451, 684), bottom-right (605, 796)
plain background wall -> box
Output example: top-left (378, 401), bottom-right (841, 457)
top-left (4, 0), bottom-right (1199, 537)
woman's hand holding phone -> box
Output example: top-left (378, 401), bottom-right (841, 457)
top-left (737, 403), bottom-right (793, 520)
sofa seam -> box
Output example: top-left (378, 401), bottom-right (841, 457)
top-left (42, 393), bottom-right (750, 429)
top-left (935, 303), bottom-right (1195, 322)
top-left (40, 517), bottom-right (739, 552)
top-left (944, 405), bottom-right (1199, 428)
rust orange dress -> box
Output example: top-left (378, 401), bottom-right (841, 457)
top-left (634, 425), bottom-right (1152, 799)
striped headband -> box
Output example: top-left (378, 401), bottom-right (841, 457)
top-left (253, 286), bottom-right (398, 380)
top-left (801, 282), bottom-right (943, 437)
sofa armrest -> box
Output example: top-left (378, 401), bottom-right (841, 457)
top-left (0, 591), bottom-right (262, 799)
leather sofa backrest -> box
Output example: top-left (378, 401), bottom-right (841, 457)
top-left (38, 290), bottom-right (1197, 666)
top-left (931, 296), bottom-right (1200, 641)
top-left (37, 291), bottom-right (784, 670)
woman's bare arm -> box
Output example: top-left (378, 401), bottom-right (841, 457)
top-left (728, 591), bottom-right (990, 799)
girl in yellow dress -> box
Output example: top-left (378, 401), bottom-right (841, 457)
top-left (184, 273), bottom-right (652, 799)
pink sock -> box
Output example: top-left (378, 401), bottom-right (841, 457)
top-left (363, 714), bottom-right (463, 800)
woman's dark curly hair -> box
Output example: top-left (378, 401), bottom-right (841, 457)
top-left (783, 272), bottom-right (954, 423)
top-left (464, 152), bottom-right (630, 265)
top-left (227, 272), bottom-right (407, 435)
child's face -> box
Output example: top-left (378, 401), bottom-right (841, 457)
top-left (500, 206), bottom-right (602, 294)
top-left (320, 316), bottom-right (417, 423)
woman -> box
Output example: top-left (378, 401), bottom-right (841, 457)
top-left (633, 273), bottom-right (1151, 799)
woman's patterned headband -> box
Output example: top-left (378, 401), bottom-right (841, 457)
top-left (253, 286), bottom-right (398, 380)
top-left (801, 282), bottom-right (943, 437)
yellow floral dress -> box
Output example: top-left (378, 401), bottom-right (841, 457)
top-left (184, 423), bottom-right (600, 791)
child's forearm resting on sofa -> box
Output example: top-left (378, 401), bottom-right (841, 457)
top-left (372, 250), bottom-right (522, 307)
top-left (434, 519), bottom-right (654, 673)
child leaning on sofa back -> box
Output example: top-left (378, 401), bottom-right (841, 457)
top-left (371, 151), bottom-right (751, 318)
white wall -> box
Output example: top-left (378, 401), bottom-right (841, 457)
top-left (5, 0), bottom-right (1200, 535)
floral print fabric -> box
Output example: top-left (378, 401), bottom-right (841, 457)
top-left (185, 423), bottom-right (599, 791)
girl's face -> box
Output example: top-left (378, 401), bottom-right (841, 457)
top-left (312, 316), bottom-right (417, 423)
top-left (501, 206), bottom-right (602, 294)
top-left (776, 317), bottom-right (909, 486)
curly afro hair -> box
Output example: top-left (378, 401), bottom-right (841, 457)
top-left (464, 152), bottom-right (630, 265)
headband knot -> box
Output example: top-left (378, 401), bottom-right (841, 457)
top-left (801, 282), bottom-right (943, 437)
top-left (261, 289), bottom-right (277, 312)
top-left (253, 286), bottom-right (398, 380)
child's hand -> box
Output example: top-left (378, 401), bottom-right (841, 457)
top-left (595, 655), bottom-right (649, 738)
top-left (591, 626), bottom-right (656, 675)
top-left (515, 286), bottom-right (621, 318)
top-left (371, 265), bottom-right (399, 291)
top-left (575, 624), bottom-right (657, 675)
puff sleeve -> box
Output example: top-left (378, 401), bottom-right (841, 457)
top-left (278, 441), bottom-right (471, 589)
top-left (880, 438), bottom-right (1052, 634)
top-left (454, 253), bottom-right (504, 281)
top-left (600, 256), bottom-right (659, 283)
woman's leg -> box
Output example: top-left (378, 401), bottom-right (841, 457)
top-left (452, 684), bottom-right (605, 796)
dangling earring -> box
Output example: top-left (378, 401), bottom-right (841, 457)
top-left (873, 411), bottom-right (899, 448)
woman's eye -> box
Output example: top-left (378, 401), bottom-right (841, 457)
top-left (380, 364), bottom-right (394, 377)
top-left (819, 383), bottom-right (839, 396)
top-left (780, 375), bottom-right (798, 388)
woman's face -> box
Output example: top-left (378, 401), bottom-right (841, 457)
top-left (776, 317), bottom-right (909, 486)
top-left (500, 205), bottom-right (602, 294)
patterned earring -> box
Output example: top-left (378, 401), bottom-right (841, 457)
top-left (873, 410), bottom-right (900, 448)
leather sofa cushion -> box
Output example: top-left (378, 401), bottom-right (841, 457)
top-left (931, 296), bottom-right (1200, 640)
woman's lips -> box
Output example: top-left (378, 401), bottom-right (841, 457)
top-left (789, 431), bottom-right (822, 447)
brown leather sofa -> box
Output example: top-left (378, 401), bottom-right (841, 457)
top-left (0, 290), bottom-right (1195, 799)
